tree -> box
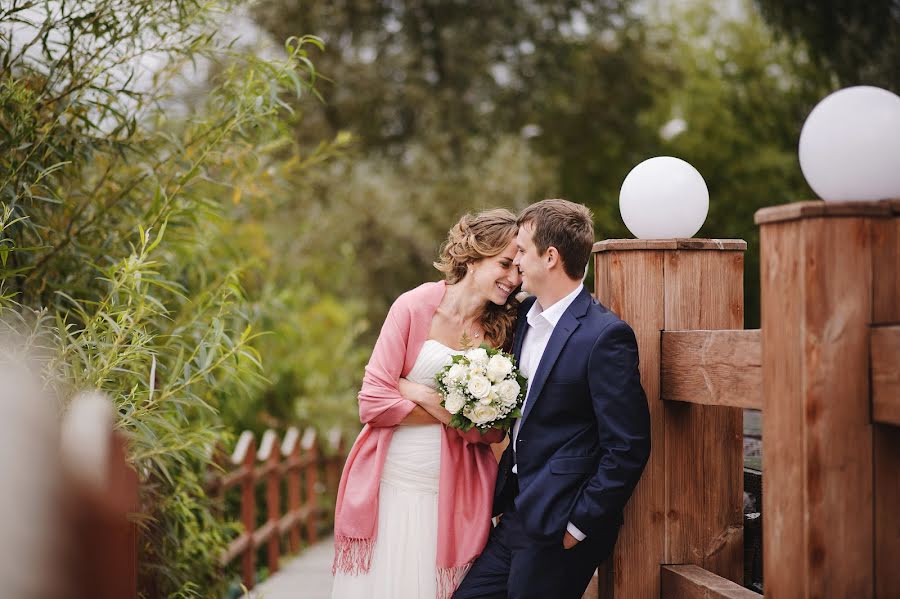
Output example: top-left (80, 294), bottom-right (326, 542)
top-left (754, 0), bottom-right (900, 91)
top-left (642, 0), bottom-right (834, 324)
top-left (250, 0), bottom-right (677, 323)
top-left (1, 1), bottom-right (354, 594)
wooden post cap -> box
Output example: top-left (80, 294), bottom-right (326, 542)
top-left (593, 239), bottom-right (747, 252)
top-left (754, 199), bottom-right (899, 225)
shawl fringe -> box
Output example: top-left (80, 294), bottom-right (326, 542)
top-left (332, 535), bottom-right (375, 576)
top-left (437, 562), bottom-right (473, 599)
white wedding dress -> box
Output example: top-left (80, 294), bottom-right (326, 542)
top-left (332, 340), bottom-right (460, 599)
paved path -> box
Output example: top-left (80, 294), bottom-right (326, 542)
top-left (249, 538), bottom-right (334, 599)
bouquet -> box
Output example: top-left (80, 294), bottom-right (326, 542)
top-left (435, 345), bottom-right (527, 433)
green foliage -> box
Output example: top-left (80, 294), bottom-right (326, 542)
top-left (640, 0), bottom-right (834, 324)
top-left (754, 0), bottom-right (900, 91)
top-left (250, 0), bottom-right (669, 327)
top-left (1, 1), bottom-right (362, 595)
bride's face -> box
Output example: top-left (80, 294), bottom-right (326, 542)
top-left (469, 238), bottom-right (521, 305)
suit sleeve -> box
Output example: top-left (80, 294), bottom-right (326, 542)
top-left (357, 299), bottom-right (417, 427)
top-left (569, 320), bottom-right (651, 537)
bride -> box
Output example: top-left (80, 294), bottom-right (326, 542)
top-left (331, 209), bottom-right (521, 599)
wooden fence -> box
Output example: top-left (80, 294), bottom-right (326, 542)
top-left (206, 426), bottom-right (347, 590)
top-left (585, 199), bottom-right (900, 598)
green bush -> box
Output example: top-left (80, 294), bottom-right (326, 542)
top-left (1, 1), bottom-right (362, 595)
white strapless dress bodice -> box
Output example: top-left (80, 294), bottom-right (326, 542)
top-left (332, 340), bottom-right (461, 599)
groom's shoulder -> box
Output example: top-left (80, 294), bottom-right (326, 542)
top-left (517, 294), bottom-right (537, 316)
top-left (585, 296), bottom-right (633, 332)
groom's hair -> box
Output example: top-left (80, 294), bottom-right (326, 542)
top-left (518, 199), bottom-right (594, 280)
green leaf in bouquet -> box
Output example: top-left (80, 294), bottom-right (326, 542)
top-left (449, 413), bottom-right (474, 431)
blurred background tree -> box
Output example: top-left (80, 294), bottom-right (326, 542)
top-left (249, 0), bottom-right (846, 327)
top-left (755, 0), bottom-right (900, 91)
top-left (250, 0), bottom-right (678, 322)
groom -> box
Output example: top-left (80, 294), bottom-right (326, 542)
top-left (454, 199), bottom-right (651, 599)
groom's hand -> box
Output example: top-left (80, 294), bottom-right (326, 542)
top-left (563, 531), bottom-right (580, 549)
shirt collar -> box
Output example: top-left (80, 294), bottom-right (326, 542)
top-left (526, 283), bottom-right (584, 329)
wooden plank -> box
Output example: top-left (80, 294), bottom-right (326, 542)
top-left (761, 217), bottom-right (874, 597)
top-left (874, 426), bottom-right (900, 598)
top-left (594, 239), bottom-right (746, 252)
top-left (754, 200), bottom-right (893, 225)
top-left (252, 519), bottom-right (278, 546)
top-left (262, 430), bottom-right (282, 574)
top-left (284, 428), bottom-right (303, 553)
top-left (661, 565), bottom-right (761, 599)
top-left (221, 532), bottom-right (251, 565)
top-left (663, 250), bottom-right (744, 584)
top-left (872, 215), bottom-right (900, 324)
top-left (661, 329), bottom-right (761, 409)
top-left (872, 326), bottom-right (900, 426)
top-left (801, 217), bottom-right (873, 597)
top-left (872, 211), bottom-right (900, 597)
top-left (304, 435), bottom-right (320, 543)
top-left (595, 249), bottom-right (666, 599)
top-left (239, 436), bottom-right (258, 588)
top-left (221, 464), bottom-right (251, 490)
top-left (760, 220), bottom-right (806, 596)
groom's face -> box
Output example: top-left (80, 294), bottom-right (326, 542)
top-left (514, 222), bottom-right (546, 295)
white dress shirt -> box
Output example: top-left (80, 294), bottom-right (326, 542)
top-left (511, 283), bottom-right (587, 541)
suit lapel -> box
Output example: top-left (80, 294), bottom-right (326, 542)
top-left (512, 297), bottom-right (534, 362)
top-left (519, 288), bottom-right (591, 426)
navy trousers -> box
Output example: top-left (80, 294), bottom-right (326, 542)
top-left (453, 504), bottom-right (618, 599)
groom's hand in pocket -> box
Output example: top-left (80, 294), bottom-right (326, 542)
top-left (563, 531), bottom-right (580, 549)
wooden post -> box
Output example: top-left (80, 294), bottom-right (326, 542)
top-left (236, 433), bottom-right (257, 589)
top-left (756, 200), bottom-right (889, 597)
top-left (593, 238), bottom-right (746, 598)
top-left (325, 428), bottom-right (344, 528)
top-left (259, 430), bottom-right (281, 575)
top-left (302, 428), bottom-right (319, 544)
top-left (282, 427), bottom-right (302, 553)
top-left (872, 200), bottom-right (900, 598)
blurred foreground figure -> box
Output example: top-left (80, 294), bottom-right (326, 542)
top-left (0, 360), bottom-right (65, 599)
top-left (0, 351), bottom-right (137, 599)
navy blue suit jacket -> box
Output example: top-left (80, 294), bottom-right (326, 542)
top-left (494, 287), bottom-right (651, 543)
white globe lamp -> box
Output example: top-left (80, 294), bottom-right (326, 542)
top-left (799, 86), bottom-right (900, 201)
top-left (619, 156), bottom-right (709, 239)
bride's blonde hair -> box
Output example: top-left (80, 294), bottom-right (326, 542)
top-left (434, 209), bottom-right (520, 350)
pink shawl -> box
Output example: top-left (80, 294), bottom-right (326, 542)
top-left (333, 280), bottom-right (503, 598)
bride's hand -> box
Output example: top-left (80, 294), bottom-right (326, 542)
top-left (398, 378), bottom-right (450, 425)
top-left (398, 378), bottom-right (441, 408)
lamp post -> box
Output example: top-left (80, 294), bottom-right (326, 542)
top-left (618, 156), bottom-right (710, 239)
top-left (799, 85), bottom-right (900, 202)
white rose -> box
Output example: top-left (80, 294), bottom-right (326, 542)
top-left (470, 404), bottom-right (500, 425)
top-left (486, 354), bottom-right (514, 382)
top-left (447, 363), bottom-right (467, 384)
top-left (444, 391), bottom-right (466, 414)
top-left (480, 389), bottom-right (499, 406)
top-left (467, 374), bottom-right (492, 400)
top-left (465, 347), bottom-right (489, 367)
top-left (496, 379), bottom-right (521, 406)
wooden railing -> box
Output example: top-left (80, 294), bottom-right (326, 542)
top-left (206, 426), bottom-right (347, 590)
top-left (587, 199), bottom-right (899, 598)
